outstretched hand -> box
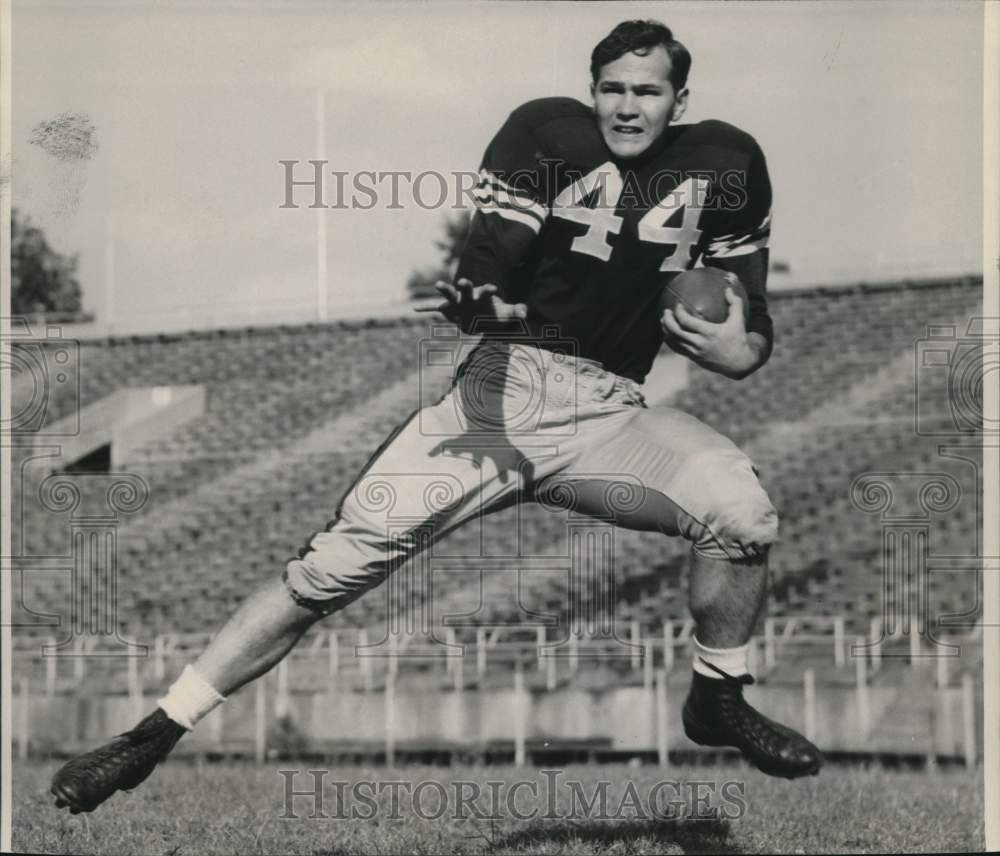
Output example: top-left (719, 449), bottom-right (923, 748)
top-left (661, 287), bottom-right (758, 379)
top-left (415, 277), bottom-right (527, 334)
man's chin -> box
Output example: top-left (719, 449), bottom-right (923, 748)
top-left (606, 138), bottom-right (651, 160)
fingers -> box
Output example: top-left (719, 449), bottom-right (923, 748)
top-left (454, 278), bottom-right (474, 306)
top-left (661, 308), bottom-right (682, 337)
top-left (457, 278), bottom-right (499, 306)
top-left (665, 337), bottom-right (698, 359)
top-left (457, 279), bottom-right (498, 304)
top-left (673, 302), bottom-right (715, 334)
top-left (433, 279), bottom-right (498, 305)
top-left (662, 308), bottom-right (706, 348)
top-left (662, 329), bottom-right (698, 359)
top-left (415, 300), bottom-right (458, 323)
top-left (416, 279), bottom-right (511, 331)
top-left (723, 287), bottom-right (746, 323)
top-left (434, 280), bottom-right (459, 303)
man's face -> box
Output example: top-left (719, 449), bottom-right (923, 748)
top-left (591, 45), bottom-right (688, 159)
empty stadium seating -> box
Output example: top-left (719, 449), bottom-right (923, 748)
top-left (11, 276), bottom-right (984, 656)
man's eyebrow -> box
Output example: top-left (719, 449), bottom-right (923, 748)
top-left (598, 80), bottom-right (665, 91)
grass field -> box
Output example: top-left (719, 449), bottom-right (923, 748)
top-left (13, 761), bottom-right (984, 855)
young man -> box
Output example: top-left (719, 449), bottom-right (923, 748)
top-left (52, 19), bottom-right (820, 815)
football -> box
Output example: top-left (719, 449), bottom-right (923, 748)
top-left (658, 267), bottom-right (750, 327)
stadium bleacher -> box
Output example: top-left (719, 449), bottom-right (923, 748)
top-left (10, 276), bottom-right (984, 650)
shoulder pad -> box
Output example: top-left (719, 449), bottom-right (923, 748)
top-left (508, 97), bottom-right (593, 127)
top-left (687, 119), bottom-right (761, 155)
top-left (507, 98), bottom-right (607, 165)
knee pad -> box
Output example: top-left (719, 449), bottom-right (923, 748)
top-left (283, 507), bottom-right (402, 615)
top-left (687, 454), bottom-right (779, 560)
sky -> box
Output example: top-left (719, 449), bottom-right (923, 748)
top-left (12, 0), bottom-right (986, 333)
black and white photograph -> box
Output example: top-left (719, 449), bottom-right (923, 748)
top-left (1, 1), bottom-right (997, 853)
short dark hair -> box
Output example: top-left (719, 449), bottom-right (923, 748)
top-left (590, 19), bottom-right (692, 91)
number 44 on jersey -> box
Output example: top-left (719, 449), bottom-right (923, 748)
top-left (551, 163), bottom-right (710, 272)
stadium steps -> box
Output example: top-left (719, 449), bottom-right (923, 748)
top-left (15, 360), bottom-right (454, 637)
top-left (12, 278), bottom-right (984, 643)
top-left (11, 320), bottom-right (430, 554)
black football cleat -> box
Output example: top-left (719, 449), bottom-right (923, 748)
top-left (51, 708), bottom-right (186, 813)
top-left (683, 663), bottom-right (823, 779)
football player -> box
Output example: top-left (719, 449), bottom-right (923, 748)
top-left (51, 19), bottom-right (820, 815)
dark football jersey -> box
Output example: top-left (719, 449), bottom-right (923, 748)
top-left (456, 97), bottom-right (774, 384)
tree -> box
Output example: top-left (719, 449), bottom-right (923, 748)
top-left (11, 208), bottom-right (85, 318)
top-left (406, 212), bottom-right (470, 301)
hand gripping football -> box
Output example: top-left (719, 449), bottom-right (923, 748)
top-left (658, 268), bottom-right (750, 326)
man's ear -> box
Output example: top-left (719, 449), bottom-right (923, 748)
top-left (590, 80), bottom-right (596, 101)
top-left (672, 87), bottom-right (690, 122)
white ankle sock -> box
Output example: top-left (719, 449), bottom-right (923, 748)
top-left (157, 665), bottom-right (226, 730)
top-left (692, 636), bottom-right (750, 679)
